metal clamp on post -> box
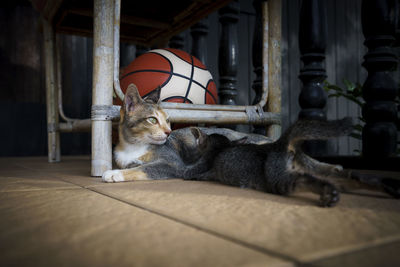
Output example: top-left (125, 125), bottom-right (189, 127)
top-left (91, 105), bottom-right (120, 121)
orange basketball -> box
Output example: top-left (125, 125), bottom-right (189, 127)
top-left (116, 48), bottom-right (218, 105)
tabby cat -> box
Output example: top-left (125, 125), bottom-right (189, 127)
top-left (183, 119), bottom-right (400, 207)
top-left (102, 84), bottom-right (262, 182)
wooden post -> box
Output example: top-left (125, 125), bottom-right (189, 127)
top-left (298, 0), bottom-right (327, 120)
top-left (91, 0), bottom-right (114, 176)
top-left (298, 0), bottom-right (328, 155)
top-left (42, 18), bottom-right (61, 163)
top-left (190, 19), bottom-right (209, 65)
top-left (361, 0), bottom-right (398, 159)
top-left (218, 0), bottom-right (239, 106)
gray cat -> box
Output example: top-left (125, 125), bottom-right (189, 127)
top-left (184, 118), bottom-right (400, 207)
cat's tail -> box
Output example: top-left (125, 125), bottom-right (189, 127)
top-left (279, 117), bottom-right (353, 149)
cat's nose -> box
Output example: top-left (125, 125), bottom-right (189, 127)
top-left (164, 128), bottom-right (171, 136)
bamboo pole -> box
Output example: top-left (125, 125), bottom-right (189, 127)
top-left (165, 109), bottom-right (280, 125)
top-left (264, 0), bottom-right (281, 140)
top-left (59, 120), bottom-right (92, 132)
top-left (91, 0), bottom-right (114, 176)
top-left (43, 18), bottom-right (61, 163)
top-left (62, 107), bottom-right (280, 133)
top-left (160, 102), bottom-right (254, 111)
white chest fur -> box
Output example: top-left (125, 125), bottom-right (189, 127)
top-left (114, 143), bottom-right (149, 168)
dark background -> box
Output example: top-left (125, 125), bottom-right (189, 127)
top-left (1, 0), bottom-right (398, 157)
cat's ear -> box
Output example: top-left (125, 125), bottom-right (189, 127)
top-left (190, 127), bottom-right (207, 148)
top-left (143, 86), bottom-right (161, 104)
top-left (232, 136), bottom-right (248, 145)
top-left (124, 84), bottom-right (143, 112)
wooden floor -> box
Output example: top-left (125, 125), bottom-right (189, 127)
top-left (1, 156), bottom-right (400, 267)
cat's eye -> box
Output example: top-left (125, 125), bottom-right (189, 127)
top-left (147, 117), bottom-right (158, 124)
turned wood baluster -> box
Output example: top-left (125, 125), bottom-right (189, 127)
top-left (298, 0), bottom-right (328, 155)
top-left (169, 33), bottom-right (185, 50)
top-left (218, 0), bottom-right (239, 106)
top-left (191, 19), bottom-right (209, 66)
top-left (135, 45), bottom-right (149, 58)
top-left (252, 0), bottom-right (265, 134)
top-left (361, 0), bottom-right (398, 158)
top-left (298, 0), bottom-right (328, 121)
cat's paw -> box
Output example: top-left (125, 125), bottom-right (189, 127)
top-left (332, 165), bottom-right (343, 172)
top-left (102, 170), bottom-right (125, 183)
top-left (319, 184), bottom-right (340, 207)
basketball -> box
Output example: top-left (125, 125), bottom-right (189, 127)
top-left (117, 48), bottom-right (218, 105)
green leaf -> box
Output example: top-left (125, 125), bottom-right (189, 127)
top-left (343, 79), bottom-right (355, 92)
top-left (327, 85), bottom-right (344, 92)
top-left (342, 95), bottom-right (364, 107)
top-left (328, 93), bottom-right (342, 98)
top-left (354, 83), bottom-right (363, 97)
top-left (350, 133), bottom-right (362, 140)
top-left (353, 124), bottom-right (364, 132)
top-left (358, 117), bottom-right (366, 123)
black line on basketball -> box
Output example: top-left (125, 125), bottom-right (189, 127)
top-left (122, 69), bottom-right (214, 97)
top-left (183, 55), bottom-right (195, 103)
top-left (165, 49), bottom-right (208, 70)
top-left (120, 52), bottom-right (174, 89)
top-left (163, 96), bottom-right (193, 104)
top-left (121, 53), bottom-right (217, 104)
